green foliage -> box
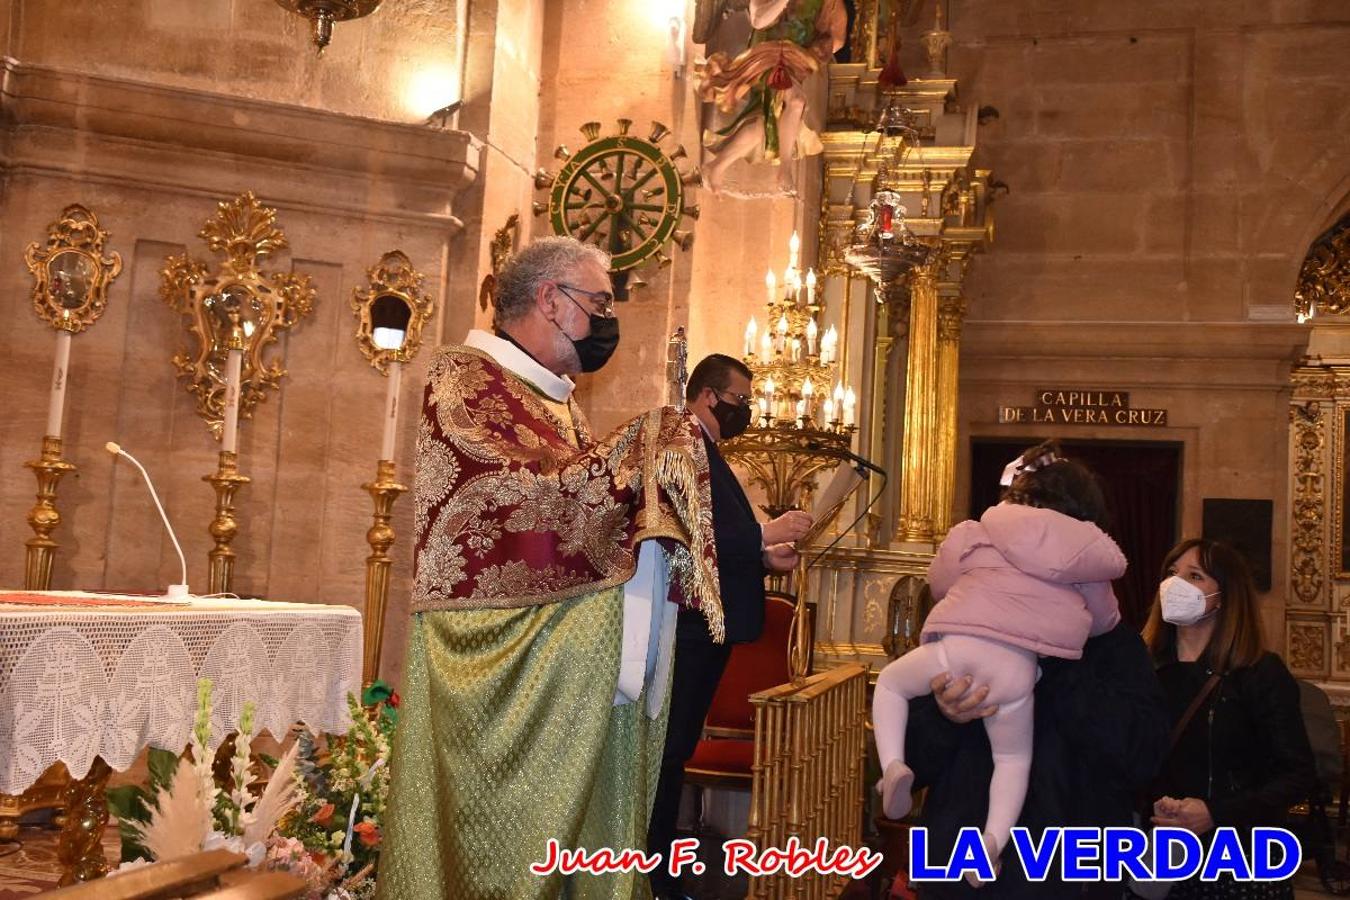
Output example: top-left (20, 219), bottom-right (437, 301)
top-left (106, 746), bottom-right (183, 862)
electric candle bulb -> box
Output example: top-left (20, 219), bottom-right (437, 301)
top-left (806, 268), bottom-right (817, 306)
top-left (843, 387), bottom-right (857, 426)
top-left (760, 331), bottom-right (772, 363)
top-left (796, 399), bottom-right (806, 424)
top-left (744, 317), bottom-right (757, 357)
top-left (766, 270), bottom-right (776, 305)
top-left (806, 319), bottom-right (818, 355)
top-left (790, 338), bottom-right (801, 363)
top-left (824, 396), bottom-right (835, 423)
top-left (834, 381), bottom-right (844, 404)
top-left (802, 377), bottom-right (814, 399)
top-left (789, 230), bottom-right (800, 268)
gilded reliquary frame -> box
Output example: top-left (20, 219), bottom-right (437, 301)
top-left (160, 192), bottom-right (316, 439)
top-left (25, 205), bottom-right (124, 333)
top-left (350, 251), bottom-right (434, 373)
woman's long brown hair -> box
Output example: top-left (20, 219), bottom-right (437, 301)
top-left (1142, 538), bottom-right (1266, 672)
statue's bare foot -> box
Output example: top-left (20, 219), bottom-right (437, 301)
top-left (701, 163), bottom-right (725, 195)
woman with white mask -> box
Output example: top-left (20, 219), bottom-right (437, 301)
top-left (1138, 540), bottom-right (1316, 899)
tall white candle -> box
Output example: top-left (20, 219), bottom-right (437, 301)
top-left (221, 349), bottom-right (243, 454)
top-left (46, 331), bottom-right (73, 439)
top-left (381, 361), bottom-right (403, 461)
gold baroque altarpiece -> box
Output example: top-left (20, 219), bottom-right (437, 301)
top-left (800, 19), bottom-right (994, 676)
top-left (1286, 214), bottom-right (1350, 682)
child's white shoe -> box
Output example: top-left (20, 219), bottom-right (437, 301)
top-left (876, 760), bottom-right (915, 820)
top-left (964, 832), bottom-right (1002, 888)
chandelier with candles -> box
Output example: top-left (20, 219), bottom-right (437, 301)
top-left (721, 231), bottom-right (860, 519)
top-left (742, 231), bottom-right (856, 431)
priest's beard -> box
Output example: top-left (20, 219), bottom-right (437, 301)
top-left (551, 323), bottom-right (582, 375)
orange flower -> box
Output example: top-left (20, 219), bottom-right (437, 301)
top-left (309, 802), bottom-right (335, 826)
top-left (354, 821), bottom-right (381, 848)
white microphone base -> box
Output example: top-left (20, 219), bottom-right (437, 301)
top-left (165, 584), bottom-right (192, 601)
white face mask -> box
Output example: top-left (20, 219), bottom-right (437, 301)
top-left (1159, 575), bottom-right (1220, 626)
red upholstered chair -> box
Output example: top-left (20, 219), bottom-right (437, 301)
top-left (683, 592), bottom-right (803, 790)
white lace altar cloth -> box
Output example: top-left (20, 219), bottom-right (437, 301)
top-left (0, 591), bottom-right (362, 795)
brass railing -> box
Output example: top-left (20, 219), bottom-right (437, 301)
top-left (747, 663), bottom-right (869, 899)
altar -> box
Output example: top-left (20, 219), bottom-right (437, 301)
top-left (0, 591), bottom-right (362, 882)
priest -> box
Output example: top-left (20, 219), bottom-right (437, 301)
top-left (379, 237), bottom-right (723, 900)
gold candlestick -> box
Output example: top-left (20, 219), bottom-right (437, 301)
top-left (204, 450), bottom-right (250, 594)
top-left (24, 436), bottom-right (77, 590)
top-left (362, 459), bottom-right (407, 684)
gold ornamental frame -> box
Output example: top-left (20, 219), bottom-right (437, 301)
top-left (161, 192), bottom-right (316, 439)
top-left (25, 204), bottom-right (124, 333)
top-left (350, 250), bottom-right (434, 373)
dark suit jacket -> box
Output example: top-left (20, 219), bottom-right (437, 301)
top-left (677, 433), bottom-right (767, 645)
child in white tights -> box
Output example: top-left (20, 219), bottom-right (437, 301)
top-left (872, 442), bottom-right (1125, 875)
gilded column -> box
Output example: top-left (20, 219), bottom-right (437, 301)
top-left (933, 294), bottom-right (967, 537)
top-left (898, 259), bottom-right (941, 544)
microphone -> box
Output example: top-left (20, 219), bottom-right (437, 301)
top-left (805, 440), bottom-right (887, 477)
top-left (106, 442), bottom-right (191, 601)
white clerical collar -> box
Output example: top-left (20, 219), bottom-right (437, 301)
top-left (463, 329), bottom-right (575, 403)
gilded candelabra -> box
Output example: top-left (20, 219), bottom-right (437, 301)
top-left (351, 250), bottom-right (432, 684)
top-left (24, 438), bottom-right (77, 591)
top-left (204, 451), bottom-right (250, 594)
top-left (362, 460), bottom-right (407, 684)
top-left (21, 204), bottom-right (123, 589)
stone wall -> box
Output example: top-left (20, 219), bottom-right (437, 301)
top-left (3, 0), bottom-right (465, 122)
top-left (0, 14), bottom-right (479, 686)
top-left (934, 0), bottom-right (1350, 650)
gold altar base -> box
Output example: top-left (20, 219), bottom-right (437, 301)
top-left (362, 458), bottom-right (407, 684)
top-left (24, 435), bottom-right (76, 590)
top-left (0, 764), bottom-right (68, 841)
top-left (204, 450), bottom-right (250, 594)
top-left (57, 758), bottom-right (112, 885)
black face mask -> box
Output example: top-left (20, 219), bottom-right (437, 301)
top-left (557, 287), bottom-right (620, 373)
top-left (573, 314), bottom-right (619, 373)
top-left (713, 397), bottom-right (752, 440)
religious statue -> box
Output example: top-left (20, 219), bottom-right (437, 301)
top-left (695, 0), bottom-right (848, 193)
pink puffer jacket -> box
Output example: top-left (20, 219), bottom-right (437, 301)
top-left (921, 503), bottom-right (1125, 659)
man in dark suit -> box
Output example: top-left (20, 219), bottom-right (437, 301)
top-left (648, 353), bottom-right (813, 900)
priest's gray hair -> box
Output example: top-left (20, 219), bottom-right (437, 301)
top-left (493, 237), bottom-right (611, 327)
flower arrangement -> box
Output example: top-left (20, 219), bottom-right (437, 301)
top-left (109, 678), bottom-right (396, 900)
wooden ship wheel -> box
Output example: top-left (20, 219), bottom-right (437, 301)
top-left (534, 119), bottom-right (700, 298)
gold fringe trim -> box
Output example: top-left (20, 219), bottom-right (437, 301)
top-left (652, 423), bottom-right (725, 644)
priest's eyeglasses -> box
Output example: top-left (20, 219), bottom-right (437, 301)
top-left (555, 283), bottom-right (616, 318)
